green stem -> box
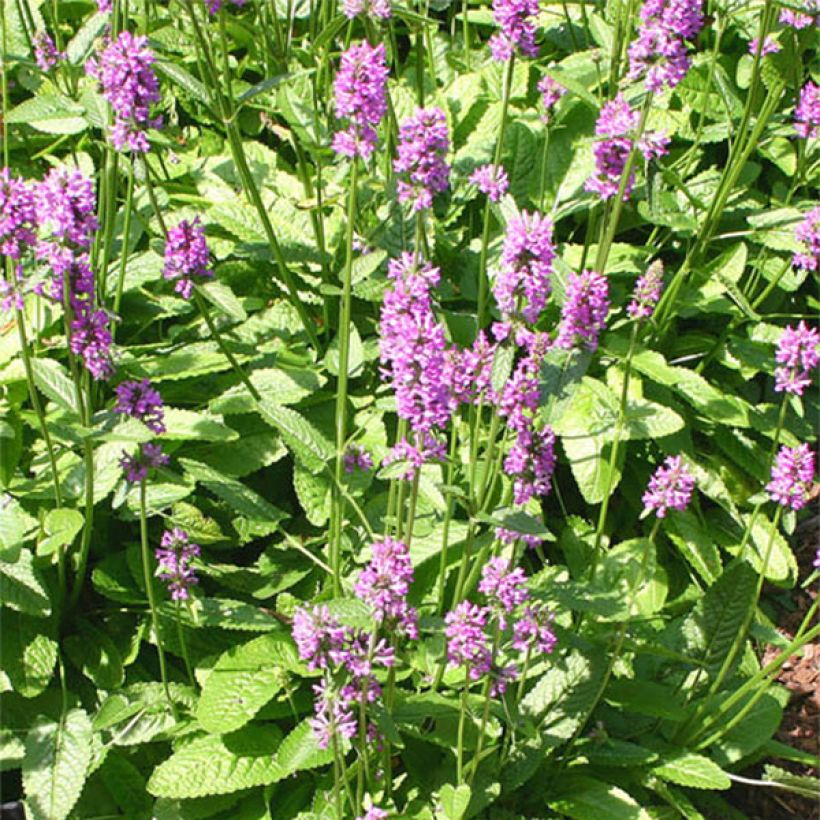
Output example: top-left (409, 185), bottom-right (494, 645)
top-left (437, 423), bottom-right (460, 615)
top-left (456, 667), bottom-right (469, 784)
top-left (175, 598), bottom-right (195, 687)
top-left (330, 158), bottom-right (359, 596)
top-left (113, 157), bottom-right (136, 324)
top-left (139, 481), bottom-right (177, 718)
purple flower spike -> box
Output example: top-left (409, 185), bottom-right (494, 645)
top-left (538, 75), bottom-right (565, 122)
top-left (553, 269), bottom-right (610, 352)
top-left (749, 35), bottom-right (780, 56)
top-left (512, 604), bottom-right (556, 655)
top-left (767, 444), bottom-right (815, 511)
top-left (627, 259), bottom-right (665, 319)
top-left (642, 455), bottom-right (695, 518)
top-left (205, 0), bottom-right (247, 13)
top-left (97, 0), bottom-right (113, 11)
top-left (478, 557), bottom-right (530, 619)
top-left (155, 528), bottom-right (201, 600)
top-left (358, 807), bottom-right (389, 820)
top-left (470, 164), bottom-right (509, 202)
top-left (34, 31), bottom-right (63, 71)
top-left (310, 680), bottom-right (357, 749)
top-left (793, 207), bottom-right (820, 274)
top-left (163, 217), bottom-right (212, 299)
top-left (586, 94), bottom-right (670, 201)
top-left (114, 379), bottom-right (167, 433)
top-left (342, 0), bottom-right (391, 19)
top-left (505, 426), bottom-right (557, 506)
top-left (355, 537), bottom-right (418, 638)
top-left (795, 81), bottom-right (820, 139)
top-left (395, 108), bottom-right (451, 212)
top-left (35, 167), bottom-right (98, 251)
top-left (332, 41), bottom-right (388, 159)
top-left (292, 605), bottom-right (348, 671)
top-left (774, 322), bottom-right (819, 397)
top-left (496, 526), bottom-right (542, 550)
top-left (492, 210), bottom-right (555, 329)
top-left (488, 0), bottom-right (540, 62)
top-left (343, 444), bottom-right (374, 473)
top-left (445, 601), bottom-right (492, 681)
top-left (780, 0), bottom-right (819, 29)
top-left (86, 32), bottom-right (163, 153)
top-left (119, 442), bottom-right (169, 483)
top-left (0, 169), bottom-right (36, 261)
top-left (383, 434), bottom-right (446, 481)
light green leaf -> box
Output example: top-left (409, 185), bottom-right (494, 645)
top-left (293, 461), bottom-right (331, 526)
top-left (653, 753), bottom-right (731, 790)
top-left (23, 709), bottom-right (92, 820)
top-left (32, 358), bottom-right (80, 416)
top-left (38, 509), bottom-right (84, 557)
top-left (0, 549), bottom-right (51, 617)
top-left (65, 12), bottom-right (108, 64)
top-left (197, 634), bottom-right (297, 733)
top-left (666, 510), bottom-right (722, 584)
top-left (166, 597), bottom-right (282, 632)
top-left (270, 719), bottom-right (335, 779)
top-left (1, 611), bottom-right (58, 698)
top-left (6, 95), bottom-right (87, 135)
top-left (439, 784), bottom-right (471, 820)
top-left (549, 776), bottom-right (651, 820)
top-left (257, 400), bottom-right (333, 473)
top-left (210, 367), bottom-right (324, 415)
top-left (199, 280), bottom-right (247, 322)
top-left (162, 409), bottom-right (238, 442)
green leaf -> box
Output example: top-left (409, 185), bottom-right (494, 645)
top-left (257, 400), bottom-right (333, 473)
top-left (762, 765), bottom-right (820, 798)
top-left (293, 461), bottom-right (331, 526)
top-left (0, 549), bottom-right (51, 617)
top-left (162, 409), bottom-right (238, 442)
top-left (653, 753), bottom-right (731, 790)
top-left (270, 719), bottom-right (335, 779)
top-left (666, 510), bottom-right (722, 584)
top-left (604, 679), bottom-right (686, 721)
top-left (155, 61), bottom-right (212, 107)
top-left (65, 12), bottom-right (108, 64)
top-left (539, 346), bottom-right (593, 427)
top-left (491, 343), bottom-right (515, 396)
top-left (439, 784), bottom-right (471, 820)
top-left (1, 610), bottom-right (58, 697)
top-left (6, 94), bottom-right (88, 134)
top-left (32, 358), bottom-right (80, 416)
top-left (196, 634), bottom-right (297, 733)
top-left (147, 725), bottom-right (285, 798)
top-left (63, 620), bottom-right (124, 690)
top-left (179, 459), bottom-right (287, 524)
top-left (166, 597), bottom-right (282, 632)
top-left (210, 366), bottom-right (324, 415)
top-left (22, 709), bottom-right (93, 820)
top-left (199, 280), bottom-right (247, 322)
top-left (0, 728), bottom-right (25, 772)
top-left (549, 776), bottom-right (651, 820)
top-left (38, 509), bottom-right (84, 557)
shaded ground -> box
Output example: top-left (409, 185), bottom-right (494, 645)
top-left (730, 512), bottom-right (819, 819)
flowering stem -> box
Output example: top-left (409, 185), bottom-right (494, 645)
top-left (401, 471), bottom-right (421, 545)
top-left (138, 480), bottom-right (177, 719)
top-left (94, 148), bottom-right (120, 301)
top-left (466, 624), bottom-right (501, 786)
top-left (477, 56), bottom-right (515, 329)
top-left (593, 93), bottom-right (653, 275)
top-left (112, 157), bottom-right (136, 326)
top-left (588, 321), bottom-right (639, 580)
top-left (175, 599), bottom-right (195, 688)
top-left (330, 158), bottom-right (359, 596)
top-left (538, 126), bottom-right (550, 211)
top-left (437, 422), bottom-right (460, 615)
top-left (456, 667), bottom-right (470, 784)
top-left (356, 679), bottom-right (370, 813)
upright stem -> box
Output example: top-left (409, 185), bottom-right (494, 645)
top-left (113, 157), bottom-right (136, 324)
top-left (175, 599), bottom-right (196, 687)
top-left (456, 667), bottom-right (470, 784)
top-left (139, 480), bottom-right (177, 717)
top-left (330, 159), bottom-right (359, 595)
top-left (437, 423), bottom-right (460, 614)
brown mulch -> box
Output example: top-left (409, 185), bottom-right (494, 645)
top-left (729, 513), bottom-right (820, 819)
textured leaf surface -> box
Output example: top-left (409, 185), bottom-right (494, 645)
top-left (23, 709), bottom-right (92, 820)
top-left (653, 753), bottom-right (731, 790)
top-left (549, 776), bottom-right (651, 819)
top-left (0, 549), bottom-right (51, 616)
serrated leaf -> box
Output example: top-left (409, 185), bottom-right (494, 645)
top-left (64, 620), bottom-right (124, 690)
top-left (197, 633), bottom-right (297, 733)
top-left (257, 400), bottom-right (333, 473)
top-left (162, 409), bottom-right (238, 442)
top-left (65, 12), bottom-right (108, 64)
top-left (32, 358), bottom-right (80, 416)
top-left (653, 753), bottom-right (730, 790)
top-left (1, 610), bottom-right (58, 697)
top-left (155, 61), bottom-right (211, 106)
top-left (490, 343), bottom-right (515, 395)
top-left (199, 280), bottom-right (247, 322)
top-left (293, 461), bottom-right (331, 526)
top-left (6, 95), bottom-right (87, 134)
top-left (270, 719), bottom-right (334, 779)
top-left (0, 549), bottom-right (51, 617)
top-left (762, 765), bottom-right (820, 798)
top-left (38, 509), bottom-right (84, 557)
top-left (666, 510), bottom-right (722, 584)
top-left (179, 458), bottom-right (287, 524)
top-left (147, 725), bottom-right (284, 798)
top-left (166, 597), bottom-right (282, 632)
top-left (23, 709), bottom-right (92, 820)
top-left (549, 776), bottom-right (651, 820)
top-left (210, 366), bottom-right (324, 415)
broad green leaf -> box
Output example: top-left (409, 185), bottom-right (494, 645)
top-left (179, 458), bottom-right (287, 525)
top-left (539, 346), bottom-right (593, 427)
top-left (147, 725), bottom-right (284, 798)
top-left (0, 549), bottom-right (51, 617)
top-left (439, 784), bottom-right (471, 820)
top-left (22, 709), bottom-right (92, 820)
top-left (199, 280), bottom-right (248, 322)
top-left (65, 12), bottom-right (108, 64)
top-left (666, 510), bottom-right (722, 584)
top-left (653, 753), bottom-right (731, 790)
top-left (257, 400), bottom-right (333, 473)
top-left (1, 610), bottom-right (58, 697)
top-left (155, 61), bottom-right (211, 106)
top-left (0, 498), bottom-right (38, 552)
top-left (604, 679), bottom-right (686, 721)
top-left (0, 728), bottom-right (25, 772)
top-left (561, 431), bottom-right (623, 505)
top-left (162, 409), bottom-right (238, 442)
top-left (38, 509), bottom-right (84, 557)
top-left (549, 776), bottom-right (651, 820)
top-left (210, 367), bottom-right (324, 415)
top-left (197, 633), bottom-right (297, 733)
top-left (64, 620), bottom-right (124, 690)
top-left (293, 461), bottom-right (331, 526)
top-left (32, 358), bottom-right (80, 416)
top-left (270, 719), bottom-right (335, 779)
top-left (166, 597), bottom-right (282, 632)
top-left (762, 765), bottom-right (820, 798)
top-left (6, 95), bottom-right (87, 134)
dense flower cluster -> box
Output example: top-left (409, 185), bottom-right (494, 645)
top-left (205, 0), bottom-right (246, 13)
top-left (767, 444), bottom-right (815, 511)
top-left (749, 35), bottom-right (780, 56)
top-left (383, 434), bottom-right (447, 480)
top-left (642, 455), bottom-right (695, 517)
top-left (342, 0), bottom-right (391, 19)
top-left (0, 169), bottom-right (36, 263)
top-left (470, 164), bottom-right (509, 202)
top-left (163, 217), bottom-right (212, 299)
top-left (114, 378), bottom-right (168, 481)
top-left (793, 207), bottom-right (820, 273)
top-left (355, 537), bottom-right (418, 638)
top-left (492, 211), bottom-right (555, 330)
top-left (332, 41), bottom-right (389, 159)
top-left (553, 269), bottom-right (610, 351)
top-left (34, 31), bottom-right (62, 71)
top-left (505, 426), bottom-right (557, 505)
top-left (379, 254), bottom-right (452, 432)
top-left (586, 94), bottom-right (670, 201)
top-left (114, 379), bottom-right (167, 433)
top-left (627, 0), bottom-right (704, 92)
top-left (774, 322), bottom-right (819, 396)
top-left (795, 81), bottom-right (820, 139)
top-left (357, 807), bottom-right (389, 820)
top-left (343, 444), bottom-right (374, 472)
top-left (292, 604), bottom-right (397, 748)
top-left (448, 331), bottom-right (496, 406)
top-left (538, 75), bottom-right (565, 122)
top-left (628, 259), bottom-right (665, 319)
top-left (780, 0), bottom-right (819, 28)
top-left (155, 528), bottom-right (201, 600)
top-left (496, 526), bottom-right (542, 550)
top-left (394, 108), bottom-right (451, 211)
top-left (97, 0), bottom-right (112, 11)
top-left (445, 562), bottom-right (555, 695)
top-left (86, 32), bottom-right (163, 152)
top-left (488, 0), bottom-right (540, 62)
